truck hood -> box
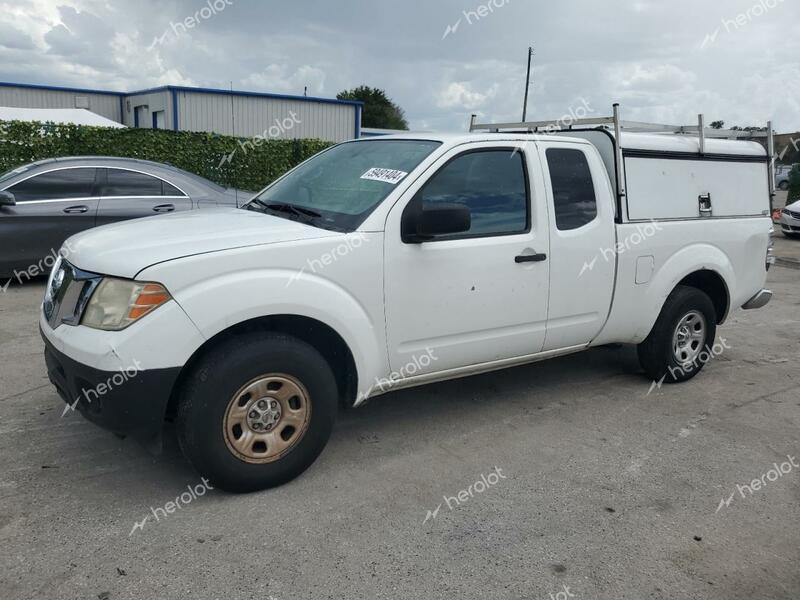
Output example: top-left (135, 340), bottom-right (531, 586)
top-left (63, 207), bottom-right (338, 278)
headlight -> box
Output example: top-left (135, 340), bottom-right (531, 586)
top-left (81, 278), bottom-right (171, 331)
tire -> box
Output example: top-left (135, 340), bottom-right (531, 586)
top-left (637, 285), bottom-right (717, 384)
top-left (177, 332), bottom-right (338, 493)
top-left (778, 181), bottom-right (789, 191)
top-left (783, 231), bottom-right (799, 239)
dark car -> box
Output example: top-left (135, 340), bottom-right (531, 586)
top-left (0, 156), bottom-right (249, 277)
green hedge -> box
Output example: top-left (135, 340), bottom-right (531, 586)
top-left (789, 164), bottom-right (800, 204)
top-left (0, 120), bottom-right (332, 192)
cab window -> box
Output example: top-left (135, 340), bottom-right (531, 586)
top-left (416, 149), bottom-right (529, 239)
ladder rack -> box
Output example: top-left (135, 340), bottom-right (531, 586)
top-left (468, 103), bottom-right (777, 201)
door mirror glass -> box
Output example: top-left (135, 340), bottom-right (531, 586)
top-left (402, 201), bottom-right (471, 242)
top-left (0, 190), bottom-right (16, 206)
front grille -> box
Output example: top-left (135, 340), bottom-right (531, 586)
top-left (43, 260), bottom-right (101, 329)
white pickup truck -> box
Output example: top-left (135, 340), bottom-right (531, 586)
top-left (41, 110), bottom-right (774, 492)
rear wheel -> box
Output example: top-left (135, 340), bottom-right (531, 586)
top-left (177, 332), bottom-right (338, 493)
top-left (778, 181), bottom-right (789, 191)
top-left (637, 285), bottom-right (717, 384)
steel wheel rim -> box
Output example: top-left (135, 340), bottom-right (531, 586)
top-left (672, 310), bottom-right (707, 367)
top-left (223, 374), bottom-right (312, 464)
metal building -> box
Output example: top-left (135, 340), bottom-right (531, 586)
top-left (0, 81), bottom-right (362, 143)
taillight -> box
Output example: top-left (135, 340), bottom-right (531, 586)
top-left (767, 226), bottom-right (775, 271)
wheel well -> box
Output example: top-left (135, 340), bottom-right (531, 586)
top-left (677, 270), bottom-right (729, 324)
top-left (166, 315), bottom-right (358, 420)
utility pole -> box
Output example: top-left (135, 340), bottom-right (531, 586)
top-left (522, 46), bottom-right (534, 122)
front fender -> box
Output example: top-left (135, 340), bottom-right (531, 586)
top-left (157, 268), bottom-right (386, 398)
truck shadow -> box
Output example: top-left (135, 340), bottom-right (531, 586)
top-left (337, 343), bottom-right (646, 429)
top-left (155, 343), bottom-right (649, 486)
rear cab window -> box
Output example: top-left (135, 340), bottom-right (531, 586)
top-left (546, 148), bottom-right (598, 230)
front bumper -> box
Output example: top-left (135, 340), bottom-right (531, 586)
top-left (741, 288), bottom-right (773, 310)
top-left (42, 327), bottom-right (181, 445)
top-left (779, 212), bottom-right (800, 234)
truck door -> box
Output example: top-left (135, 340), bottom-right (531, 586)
top-left (537, 142), bottom-right (617, 350)
top-left (383, 142), bottom-right (550, 375)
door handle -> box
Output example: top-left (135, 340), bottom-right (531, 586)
top-left (698, 193), bottom-right (712, 217)
top-left (152, 204), bottom-right (175, 213)
top-left (63, 205), bottom-right (89, 214)
top-left (515, 253), bottom-right (547, 263)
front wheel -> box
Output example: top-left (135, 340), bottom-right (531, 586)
top-left (177, 332), bottom-right (338, 493)
top-left (637, 286), bottom-right (718, 384)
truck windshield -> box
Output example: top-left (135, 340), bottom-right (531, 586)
top-left (245, 139), bottom-right (441, 231)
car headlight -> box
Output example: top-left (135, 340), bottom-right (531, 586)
top-left (81, 277), bottom-right (171, 331)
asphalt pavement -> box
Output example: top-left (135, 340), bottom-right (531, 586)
top-left (0, 266), bottom-right (798, 600)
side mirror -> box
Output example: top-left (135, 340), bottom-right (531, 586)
top-left (0, 190), bottom-right (15, 206)
top-left (402, 201), bottom-right (471, 243)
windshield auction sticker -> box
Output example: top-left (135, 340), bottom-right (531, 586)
top-left (360, 167), bottom-right (408, 185)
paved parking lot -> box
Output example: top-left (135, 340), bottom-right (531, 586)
top-left (1, 267), bottom-right (798, 600)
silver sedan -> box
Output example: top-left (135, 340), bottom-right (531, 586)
top-left (0, 156), bottom-right (250, 277)
top-left (779, 199), bottom-right (800, 239)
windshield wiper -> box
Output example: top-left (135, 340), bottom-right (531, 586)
top-left (246, 199), bottom-right (321, 220)
top-left (262, 201), bottom-right (322, 220)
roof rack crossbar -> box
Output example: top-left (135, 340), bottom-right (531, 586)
top-left (469, 106), bottom-right (769, 139)
top-left (468, 102), bottom-right (776, 210)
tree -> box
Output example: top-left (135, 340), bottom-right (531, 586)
top-left (710, 120), bottom-right (725, 129)
top-left (729, 125), bottom-right (768, 132)
top-left (337, 86), bottom-right (409, 130)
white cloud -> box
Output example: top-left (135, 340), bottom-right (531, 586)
top-left (0, 0), bottom-right (797, 133)
top-left (436, 81), bottom-right (496, 111)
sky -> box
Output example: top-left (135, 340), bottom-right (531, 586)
top-left (1, 0), bottom-right (798, 133)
